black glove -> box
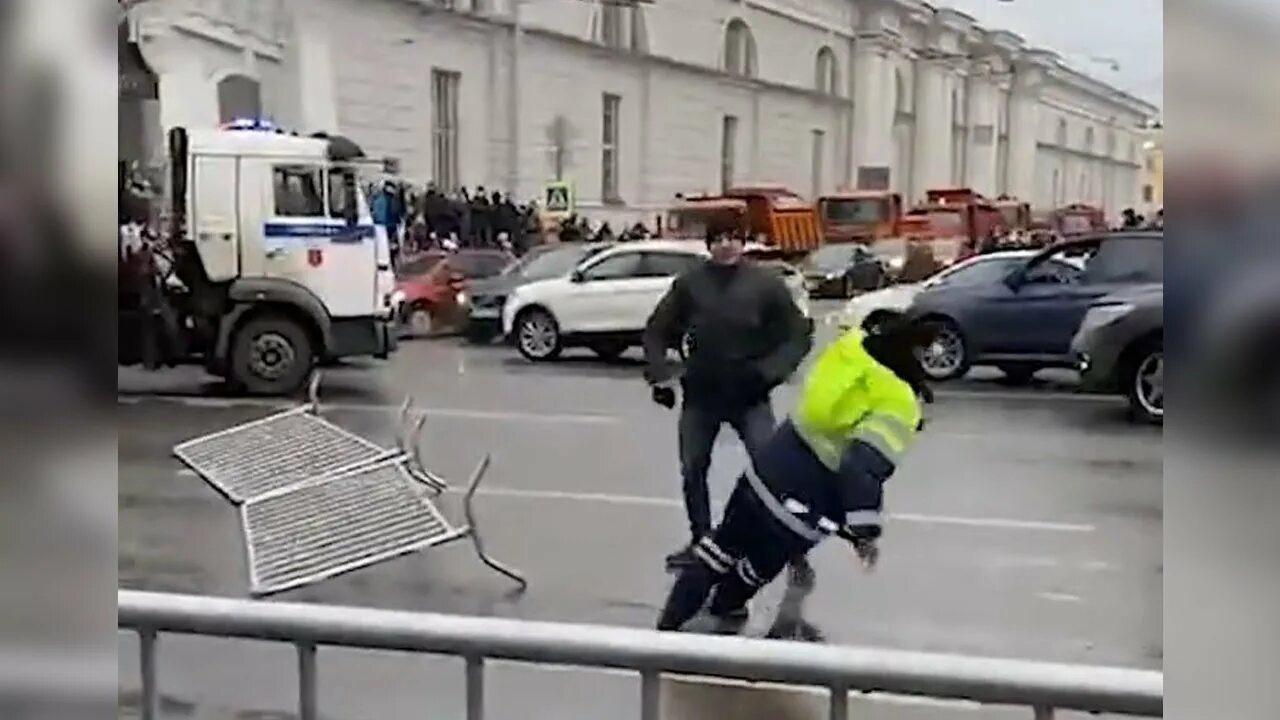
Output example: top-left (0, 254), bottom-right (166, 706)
top-left (651, 385), bottom-right (676, 409)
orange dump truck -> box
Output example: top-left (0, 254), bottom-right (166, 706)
top-left (665, 185), bottom-right (822, 257)
top-left (1051, 203), bottom-right (1108, 236)
top-left (906, 188), bottom-right (1007, 265)
top-left (816, 190), bottom-right (950, 282)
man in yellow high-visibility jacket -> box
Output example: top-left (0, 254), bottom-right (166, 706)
top-left (656, 314), bottom-right (933, 635)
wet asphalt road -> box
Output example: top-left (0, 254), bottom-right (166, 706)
top-left (117, 303), bottom-right (1162, 719)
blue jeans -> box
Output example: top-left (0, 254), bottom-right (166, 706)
top-left (677, 400), bottom-right (776, 539)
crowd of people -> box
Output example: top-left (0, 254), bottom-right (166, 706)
top-left (367, 180), bottom-right (658, 263)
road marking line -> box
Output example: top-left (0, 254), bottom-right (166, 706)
top-left (1038, 592), bottom-right (1086, 604)
top-left (933, 389), bottom-right (1114, 403)
top-left (116, 395), bottom-right (620, 425)
top-left (454, 486), bottom-right (1095, 532)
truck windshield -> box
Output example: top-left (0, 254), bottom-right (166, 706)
top-left (919, 210), bottom-right (965, 236)
top-left (1060, 214), bottom-right (1093, 235)
top-left (666, 210), bottom-right (739, 238)
top-left (997, 206), bottom-right (1021, 228)
top-left (823, 198), bottom-right (886, 224)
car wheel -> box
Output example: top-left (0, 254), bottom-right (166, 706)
top-left (229, 314), bottom-right (315, 396)
top-left (590, 340), bottom-right (629, 362)
top-left (997, 363), bottom-right (1039, 385)
top-left (917, 318), bottom-right (970, 381)
top-left (404, 302), bottom-right (433, 338)
top-left (515, 308), bottom-right (562, 361)
top-left (1126, 341), bottom-right (1164, 425)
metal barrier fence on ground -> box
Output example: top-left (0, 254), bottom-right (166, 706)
top-left (118, 590), bottom-right (1162, 719)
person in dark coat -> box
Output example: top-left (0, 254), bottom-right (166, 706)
top-left (643, 224), bottom-right (814, 568)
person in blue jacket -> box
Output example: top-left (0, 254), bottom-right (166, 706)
top-left (656, 314), bottom-right (933, 635)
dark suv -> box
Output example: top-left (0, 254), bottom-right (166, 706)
top-left (908, 231), bottom-right (1164, 383)
top-left (1072, 284), bottom-right (1164, 424)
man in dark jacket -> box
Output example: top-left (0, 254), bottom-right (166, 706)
top-left (643, 226), bottom-right (813, 568)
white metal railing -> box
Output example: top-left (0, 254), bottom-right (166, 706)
top-left (118, 589), bottom-right (1163, 720)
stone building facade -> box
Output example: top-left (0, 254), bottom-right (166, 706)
top-left (126, 0), bottom-right (1158, 224)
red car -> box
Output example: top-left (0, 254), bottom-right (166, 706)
top-left (395, 249), bottom-right (514, 337)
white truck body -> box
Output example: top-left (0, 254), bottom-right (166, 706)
top-left (185, 128), bottom-right (396, 320)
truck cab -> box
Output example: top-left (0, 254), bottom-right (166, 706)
top-left (817, 191), bottom-right (904, 243)
top-left (907, 188), bottom-right (1006, 266)
top-left (664, 185), bottom-right (821, 258)
top-left (119, 122), bottom-right (397, 395)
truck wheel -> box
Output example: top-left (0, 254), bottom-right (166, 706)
top-left (230, 314), bottom-right (315, 396)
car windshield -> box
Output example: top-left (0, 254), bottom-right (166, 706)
top-left (395, 253), bottom-right (445, 280)
top-left (506, 245), bottom-right (599, 281)
top-left (823, 198), bottom-right (886, 224)
top-left (803, 244), bottom-right (857, 270)
top-left (925, 256), bottom-right (1027, 288)
top-left (447, 252), bottom-right (510, 279)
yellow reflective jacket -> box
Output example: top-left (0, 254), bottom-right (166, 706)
top-left (793, 328), bottom-right (922, 473)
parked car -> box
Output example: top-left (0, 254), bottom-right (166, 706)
top-left (395, 248), bottom-right (514, 337)
top-left (798, 243), bottom-right (888, 298)
top-left (1072, 284), bottom-right (1163, 424)
top-left (465, 242), bottom-right (613, 343)
top-left (838, 250), bottom-right (1043, 333)
top-left (907, 231), bottom-right (1163, 382)
top-left (502, 240), bottom-right (710, 361)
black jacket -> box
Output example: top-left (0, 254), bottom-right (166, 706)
top-left (643, 261), bottom-right (812, 410)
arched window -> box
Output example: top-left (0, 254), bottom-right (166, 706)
top-left (814, 46), bottom-right (838, 95)
top-left (1055, 117), bottom-right (1068, 147)
top-left (217, 74), bottom-right (262, 124)
top-left (724, 19), bottom-right (757, 78)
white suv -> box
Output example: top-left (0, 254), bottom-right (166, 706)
top-left (502, 241), bottom-right (708, 361)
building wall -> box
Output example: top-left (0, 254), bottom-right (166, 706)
top-left (130, 0), bottom-right (1159, 225)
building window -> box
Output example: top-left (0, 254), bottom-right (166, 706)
top-left (602, 93), bottom-right (621, 201)
top-left (1085, 127), bottom-right (1096, 155)
top-left (814, 47), bottom-right (838, 95)
top-left (1145, 155), bottom-right (1157, 172)
top-left (811, 129), bottom-right (825, 198)
top-left (951, 87), bottom-right (967, 185)
top-left (600, 2), bottom-right (624, 48)
top-left (724, 19), bottom-right (756, 78)
top-left (431, 69), bottom-right (460, 191)
top-left (1142, 184), bottom-right (1154, 203)
top-left (217, 74), bottom-right (262, 124)
top-left (721, 115), bottom-right (738, 192)
top-left (1056, 117), bottom-right (1068, 147)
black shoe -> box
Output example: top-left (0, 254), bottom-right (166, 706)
top-left (664, 542), bottom-right (699, 571)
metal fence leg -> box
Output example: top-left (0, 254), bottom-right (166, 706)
top-left (462, 455), bottom-right (528, 590)
top-left (298, 643), bottom-right (318, 720)
top-left (466, 655), bottom-right (485, 720)
top-left (1033, 707), bottom-right (1055, 719)
top-left (828, 684), bottom-right (848, 720)
top-left (305, 371), bottom-right (322, 413)
top-left (640, 669), bottom-right (660, 720)
top-left (139, 630), bottom-right (159, 720)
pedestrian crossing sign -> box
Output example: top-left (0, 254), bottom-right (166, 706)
top-left (544, 181), bottom-right (574, 217)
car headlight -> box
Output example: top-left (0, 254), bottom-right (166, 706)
top-left (456, 291), bottom-right (468, 306)
top-left (390, 289), bottom-right (406, 308)
top-left (887, 256), bottom-right (905, 270)
top-left (1078, 302), bottom-right (1134, 333)
top-left (825, 272), bottom-right (840, 281)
